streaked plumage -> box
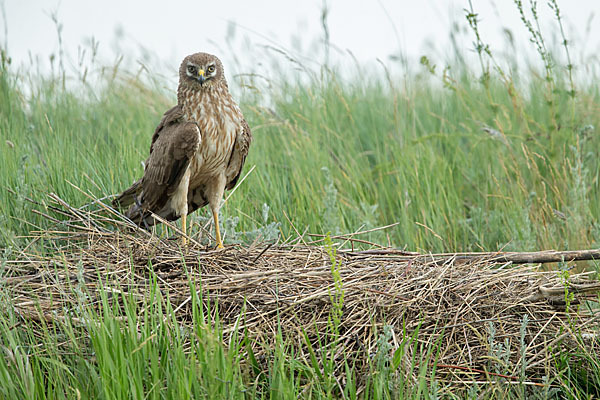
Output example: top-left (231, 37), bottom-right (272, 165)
top-left (113, 52), bottom-right (252, 247)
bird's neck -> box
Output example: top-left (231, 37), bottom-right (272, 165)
top-left (177, 84), bottom-right (229, 122)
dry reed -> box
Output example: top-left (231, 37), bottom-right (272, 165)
top-left (4, 192), bottom-right (600, 389)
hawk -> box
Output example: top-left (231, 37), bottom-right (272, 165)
top-left (113, 52), bottom-right (252, 248)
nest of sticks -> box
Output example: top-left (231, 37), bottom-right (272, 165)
top-left (5, 192), bottom-right (600, 389)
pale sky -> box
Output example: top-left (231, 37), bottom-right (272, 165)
top-left (2, 0), bottom-right (599, 83)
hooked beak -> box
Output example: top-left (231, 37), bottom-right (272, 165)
top-left (197, 69), bottom-right (206, 84)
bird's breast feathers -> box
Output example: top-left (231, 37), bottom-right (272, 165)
top-left (180, 87), bottom-right (243, 182)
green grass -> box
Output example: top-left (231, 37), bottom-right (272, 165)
top-left (0, 265), bottom-right (443, 399)
top-left (1, 1), bottom-right (600, 397)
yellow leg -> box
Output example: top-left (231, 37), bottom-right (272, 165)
top-left (212, 208), bottom-right (224, 249)
top-left (181, 213), bottom-right (187, 247)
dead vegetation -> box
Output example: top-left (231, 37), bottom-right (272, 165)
top-left (4, 192), bottom-right (600, 389)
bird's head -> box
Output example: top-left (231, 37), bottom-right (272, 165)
top-left (179, 52), bottom-right (225, 90)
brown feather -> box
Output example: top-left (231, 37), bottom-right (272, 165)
top-left (112, 105), bottom-right (186, 211)
top-left (141, 121), bottom-right (200, 212)
top-left (149, 105), bottom-right (185, 153)
top-left (112, 178), bottom-right (142, 209)
top-left (226, 118), bottom-right (252, 190)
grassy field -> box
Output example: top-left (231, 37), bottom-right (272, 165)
top-left (1, 2), bottom-right (600, 398)
top-left (1, 46), bottom-right (599, 254)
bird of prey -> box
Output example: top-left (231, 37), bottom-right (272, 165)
top-left (113, 52), bottom-right (252, 248)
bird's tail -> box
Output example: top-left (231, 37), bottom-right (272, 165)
top-left (114, 179), bottom-right (182, 228)
top-left (112, 178), bottom-right (142, 210)
top-left (112, 179), bottom-right (150, 225)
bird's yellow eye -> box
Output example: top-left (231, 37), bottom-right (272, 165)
top-left (207, 65), bottom-right (215, 74)
top-left (187, 65), bottom-right (197, 74)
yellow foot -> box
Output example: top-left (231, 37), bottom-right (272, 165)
top-left (212, 208), bottom-right (224, 250)
top-left (181, 213), bottom-right (188, 247)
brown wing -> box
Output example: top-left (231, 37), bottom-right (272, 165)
top-left (141, 120), bottom-right (200, 212)
top-left (150, 105), bottom-right (185, 152)
top-left (112, 105), bottom-right (187, 211)
top-left (225, 119), bottom-right (252, 190)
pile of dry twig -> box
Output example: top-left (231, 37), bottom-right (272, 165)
top-left (4, 192), bottom-right (600, 389)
